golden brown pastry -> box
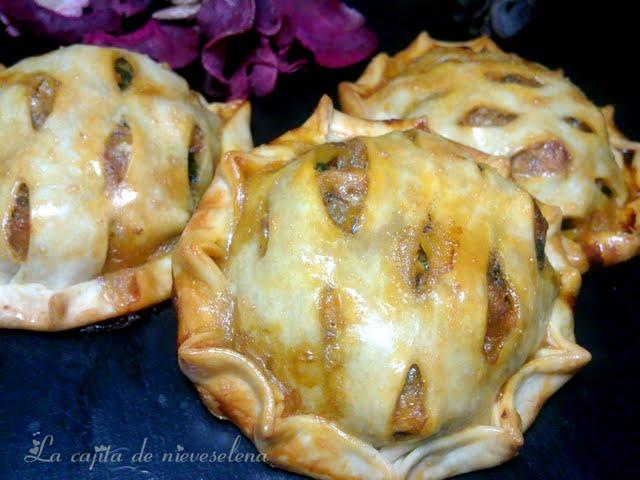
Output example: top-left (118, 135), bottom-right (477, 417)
top-left (339, 32), bottom-right (640, 269)
top-left (173, 97), bottom-right (589, 480)
top-left (0, 45), bottom-right (252, 331)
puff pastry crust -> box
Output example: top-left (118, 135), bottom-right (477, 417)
top-left (0, 45), bottom-right (252, 330)
top-left (173, 97), bottom-right (589, 480)
top-left (339, 32), bottom-right (640, 269)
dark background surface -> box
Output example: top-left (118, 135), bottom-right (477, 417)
top-left (1, 1), bottom-right (639, 479)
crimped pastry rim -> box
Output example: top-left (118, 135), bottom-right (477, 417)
top-left (339, 31), bottom-right (640, 270)
top-left (173, 96), bottom-right (590, 480)
top-left (0, 97), bottom-right (251, 332)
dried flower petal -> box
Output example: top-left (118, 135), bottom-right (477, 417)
top-left (110, 0), bottom-right (153, 17)
top-left (196, 0), bottom-right (255, 43)
top-left (203, 35), bottom-right (305, 99)
top-left (0, 0), bottom-right (119, 41)
top-left (152, 4), bottom-right (201, 20)
top-left (286, 0), bottom-right (378, 67)
top-left (255, 0), bottom-right (281, 35)
top-left (34, 0), bottom-right (89, 18)
top-left (201, 40), bottom-right (227, 86)
top-left (1, 11), bottom-right (20, 36)
top-left (249, 63), bottom-right (278, 96)
top-left (1, 0), bottom-right (378, 100)
top-left (83, 20), bottom-right (199, 69)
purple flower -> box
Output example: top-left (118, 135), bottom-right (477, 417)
top-left (83, 20), bottom-right (200, 69)
top-left (0, 0), bottom-right (378, 99)
top-left (197, 0), bottom-right (377, 98)
top-left (34, 0), bottom-right (89, 18)
top-left (0, 0), bottom-right (119, 41)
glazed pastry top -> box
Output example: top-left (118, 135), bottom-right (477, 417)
top-left (173, 99), bottom-right (589, 480)
top-left (0, 45), bottom-right (224, 289)
top-left (339, 35), bottom-right (627, 224)
top-left (218, 130), bottom-right (556, 445)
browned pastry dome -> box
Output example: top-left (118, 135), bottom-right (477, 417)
top-left (339, 32), bottom-right (640, 269)
top-left (0, 45), bottom-right (252, 330)
top-left (173, 97), bottom-right (589, 480)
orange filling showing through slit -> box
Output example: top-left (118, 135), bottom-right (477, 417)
top-left (6, 182), bottom-right (30, 261)
top-left (484, 255), bottom-right (517, 364)
top-left (392, 364), bottom-right (427, 436)
top-left (315, 139), bottom-right (368, 234)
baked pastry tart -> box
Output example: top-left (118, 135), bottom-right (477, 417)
top-left (339, 32), bottom-right (640, 269)
top-left (0, 45), bottom-right (251, 331)
top-left (174, 97), bottom-right (589, 480)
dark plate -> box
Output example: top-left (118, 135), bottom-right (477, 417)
top-left (1, 1), bottom-right (639, 479)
